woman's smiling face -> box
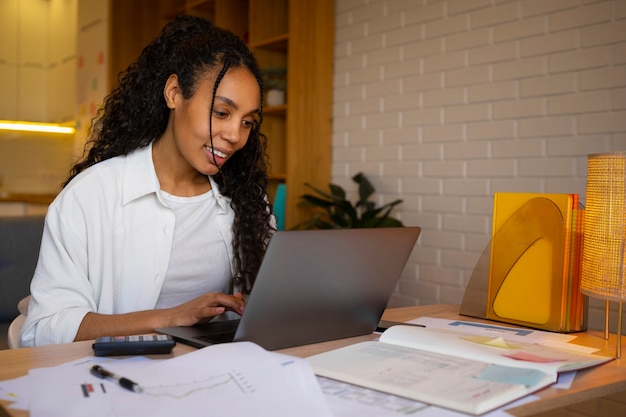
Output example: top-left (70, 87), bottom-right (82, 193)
top-left (166, 67), bottom-right (261, 176)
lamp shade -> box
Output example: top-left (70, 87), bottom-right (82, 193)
top-left (581, 152), bottom-right (626, 302)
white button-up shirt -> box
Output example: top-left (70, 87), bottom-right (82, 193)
top-left (20, 143), bottom-right (236, 346)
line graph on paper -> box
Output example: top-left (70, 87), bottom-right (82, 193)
top-left (143, 370), bottom-right (257, 399)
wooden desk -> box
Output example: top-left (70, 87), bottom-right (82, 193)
top-left (1, 304), bottom-right (624, 417)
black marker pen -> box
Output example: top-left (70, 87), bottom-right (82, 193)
top-left (90, 365), bottom-right (144, 393)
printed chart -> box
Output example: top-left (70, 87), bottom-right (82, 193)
top-left (142, 370), bottom-right (256, 399)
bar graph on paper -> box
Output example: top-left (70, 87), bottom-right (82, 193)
top-left (80, 383), bottom-right (107, 398)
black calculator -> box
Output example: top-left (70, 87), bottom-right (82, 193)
top-left (92, 334), bottom-right (176, 356)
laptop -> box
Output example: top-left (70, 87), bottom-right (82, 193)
top-left (157, 227), bottom-right (421, 351)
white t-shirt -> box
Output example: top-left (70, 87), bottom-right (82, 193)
top-left (155, 190), bottom-right (231, 309)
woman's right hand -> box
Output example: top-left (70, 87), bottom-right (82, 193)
top-left (75, 292), bottom-right (246, 342)
top-left (163, 292), bottom-right (246, 327)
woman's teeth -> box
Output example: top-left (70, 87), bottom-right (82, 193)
top-left (206, 147), bottom-right (227, 158)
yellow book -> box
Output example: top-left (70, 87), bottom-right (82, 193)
top-left (486, 192), bottom-right (585, 332)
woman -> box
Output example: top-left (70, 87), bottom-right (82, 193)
top-left (20, 15), bottom-right (275, 346)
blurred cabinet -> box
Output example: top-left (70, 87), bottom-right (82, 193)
top-left (0, 0), bottom-right (76, 122)
top-left (0, 0), bottom-right (47, 121)
top-left (18, 0), bottom-right (48, 122)
top-left (0, 203), bottom-right (49, 217)
top-left (0, 0), bottom-right (19, 120)
top-left (110, 0), bottom-right (333, 229)
top-left (0, 193), bottom-right (54, 216)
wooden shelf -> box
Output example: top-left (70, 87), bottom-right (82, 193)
top-left (185, 0), bottom-right (215, 8)
top-left (268, 173), bottom-right (287, 181)
top-left (250, 33), bottom-right (288, 51)
top-left (263, 104), bottom-right (286, 116)
top-left (163, 0), bottom-right (215, 19)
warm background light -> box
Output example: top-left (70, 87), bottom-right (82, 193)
top-left (0, 120), bottom-right (75, 135)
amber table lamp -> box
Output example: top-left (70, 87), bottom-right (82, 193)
top-left (581, 152), bottom-right (626, 358)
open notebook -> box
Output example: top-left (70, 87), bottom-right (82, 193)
top-left (157, 227), bottom-right (421, 351)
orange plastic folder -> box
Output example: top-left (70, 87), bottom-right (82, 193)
top-left (486, 192), bottom-right (586, 332)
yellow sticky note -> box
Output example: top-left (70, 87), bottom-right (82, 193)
top-left (461, 335), bottom-right (518, 349)
top-left (484, 336), bottom-right (509, 348)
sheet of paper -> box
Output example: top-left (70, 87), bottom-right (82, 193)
top-left (0, 355), bottom-right (151, 411)
top-left (0, 374), bottom-right (29, 410)
top-left (319, 376), bottom-right (432, 416)
top-left (379, 325), bottom-right (610, 378)
top-left (27, 341), bottom-right (332, 417)
top-left (1, 347), bottom-right (547, 417)
top-left (407, 317), bottom-right (597, 353)
top-left (318, 376), bottom-right (542, 417)
top-left (555, 371), bottom-right (576, 389)
top-left (310, 340), bottom-right (555, 415)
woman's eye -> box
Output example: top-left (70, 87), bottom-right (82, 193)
top-left (242, 119), bottom-right (253, 129)
top-left (213, 110), bottom-right (228, 119)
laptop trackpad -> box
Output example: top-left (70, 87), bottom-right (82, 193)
top-left (192, 319), bottom-right (240, 344)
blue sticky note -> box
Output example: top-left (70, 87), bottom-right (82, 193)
top-left (476, 364), bottom-right (547, 387)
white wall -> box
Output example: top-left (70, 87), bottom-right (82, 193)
top-left (333, 0), bottom-right (626, 331)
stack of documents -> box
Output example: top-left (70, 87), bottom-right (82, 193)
top-left (1, 318), bottom-right (607, 417)
top-left (309, 317), bottom-right (612, 415)
top-left (2, 342), bottom-right (331, 417)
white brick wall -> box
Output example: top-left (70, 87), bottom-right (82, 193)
top-left (333, 0), bottom-right (626, 333)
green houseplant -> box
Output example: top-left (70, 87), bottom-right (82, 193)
top-left (294, 172), bottom-right (404, 229)
top-left (262, 67), bottom-right (287, 91)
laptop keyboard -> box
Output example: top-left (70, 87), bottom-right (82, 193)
top-left (195, 332), bottom-right (235, 344)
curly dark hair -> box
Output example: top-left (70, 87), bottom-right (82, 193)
top-left (66, 15), bottom-right (275, 294)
